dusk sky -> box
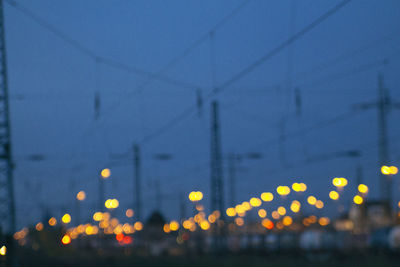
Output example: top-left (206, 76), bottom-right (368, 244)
top-left (4, 0), bottom-right (400, 228)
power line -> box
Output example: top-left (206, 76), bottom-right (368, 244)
top-left (137, 0), bottom-right (352, 145)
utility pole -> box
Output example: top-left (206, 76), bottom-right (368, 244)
top-left (133, 144), bottom-right (141, 221)
top-left (210, 101), bottom-right (224, 217)
top-left (228, 154), bottom-right (236, 207)
top-left (0, 1), bottom-right (17, 265)
top-left (210, 101), bottom-right (225, 251)
top-left (356, 73), bottom-right (400, 208)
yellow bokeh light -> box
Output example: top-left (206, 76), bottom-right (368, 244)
top-left (292, 183), bottom-right (302, 192)
top-left (0, 246), bottom-right (6, 256)
top-left (315, 200), bottom-right (324, 209)
top-left (188, 191), bottom-right (203, 202)
top-left (276, 186), bottom-right (291, 196)
top-left (299, 183), bottom-right (307, 192)
top-left (61, 235), bottom-right (71, 245)
top-left (105, 199), bottom-right (119, 209)
top-left (358, 184), bottom-right (369, 194)
top-left (353, 195), bottom-right (363, 205)
top-left (48, 217), bottom-right (57, 226)
top-left (260, 192), bottom-right (274, 202)
top-left (282, 216), bottom-right (293, 226)
top-left (249, 197), bottom-right (262, 207)
top-left (329, 190), bottom-right (339, 200)
top-left (62, 213), bottom-right (71, 224)
top-left (242, 202), bottom-right (251, 211)
top-left (381, 165), bottom-right (391, 175)
top-left (76, 191), bottom-right (86, 201)
top-left (389, 166), bottom-right (398, 175)
top-left (226, 207), bottom-right (236, 217)
top-left (101, 168), bottom-right (111, 179)
top-left (277, 206), bottom-right (286, 216)
top-left (258, 209), bottom-right (267, 218)
top-left (93, 212), bottom-right (103, 221)
top-left (200, 220), bottom-right (210, 230)
top-left (290, 201), bottom-right (301, 213)
top-left (307, 196), bottom-right (317, 205)
top-left (169, 220), bottom-right (179, 231)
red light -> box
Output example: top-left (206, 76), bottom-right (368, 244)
top-left (123, 236), bottom-right (132, 244)
top-left (265, 221), bottom-right (274, 230)
top-left (116, 233), bottom-right (124, 242)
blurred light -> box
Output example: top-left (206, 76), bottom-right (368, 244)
top-left (292, 183), bottom-right (301, 192)
top-left (358, 184), bottom-right (369, 194)
top-left (307, 196), bottom-right (317, 205)
top-left (309, 215), bottom-right (317, 223)
top-left (299, 183), bottom-right (307, 192)
top-left (319, 217), bottom-right (330, 226)
top-left (0, 246), bottom-right (6, 256)
top-left (200, 220), bottom-right (210, 230)
top-left (282, 216), bottom-right (293, 226)
top-left (116, 233), bottom-right (124, 242)
top-left (234, 217), bottom-right (244, 226)
top-left (62, 213), bottom-right (71, 224)
top-left (381, 165), bottom-right (391, 175)
top-left (260, 192), bottom-right (274, 202)
top-left (315, 200), bottom-right (324, 209)
top-left (105, 199), bottom-right (119, 209)
top-left (276, 186), bottom-right (290, 196)
top-left (353, 195), bottom-right (363, 205)
top-left (35, 222), bottom-right (43, 231)
top-left (226, 207), bottom-right (236, 217)
top-left (208, 214), bottom-right (216, 223)
top-left (329, 191), bottom-right (339, 200)
top-left (332, 177), bottom-right (348, 187)
top-left (101, 168), bottom-right (111, 179)
top-left (249, 197), bottom-right (262, 207)
top-left (125, 209), bottom-right (134, 218)
top-left (277, 206), bottom-right (286, 216)
top-left (390, 166), bottom-right (398, 175)
top-left (134, 221), bottom-right (143, 231)
top-left (93, 212), bottom-right (103, 221)
top-left (262, 219), bottom-right (274, 230)
top-left (290, 201), bottom-right (301, 213)
top-left (61, 235), bottom-right (71, 245)
top-left (242, 201), bottom-right (251, 211)
top-left (276, 222), bottom-right (284, 230)
top-left (86, 225), bottom-right (95, 235)
top-left (398, 201), bottom-right (400, 209)
top-left (188, 191), bottom-right (203, 202)
top-left (235, 204), bottom-right (245, 214)
top-left (48, 217), bottom-right (57, 226)
top-left (258, 209), bottom-right (267, 218)
top-left (76, 191), bottom-right (86, 201)
top-left (271, 211), bottom-right (280, 220)
top-left (169, 221), bottom-right (179, 231)
top-left (163, 224), bottom-right (171, 233)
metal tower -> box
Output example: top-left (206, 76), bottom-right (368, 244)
top-left (210, 101), bottom-right (224, 217)
top-left (0, 0), bottom-right (16, 235)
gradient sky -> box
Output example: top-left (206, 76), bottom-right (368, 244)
top-left (3, 0), bottom-right (400, 229)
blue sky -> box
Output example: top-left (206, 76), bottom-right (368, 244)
top-left (4, 0), bottom-right (400, 228)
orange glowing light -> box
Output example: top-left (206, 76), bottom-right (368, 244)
top-left (125, 209), bottom-right (134, 218)
top-left (262, 219), bottom-right (274, 230)
top-left (258, 209), bottom-right (267, 218)
top-left (35, 222), bottom-right (43, 231)
top-left (76, 191), bottom-right (86, 201)
top-left (61, 235), bottom-right (71, 245)
top-left (101, 168), bottom-right (111, 179)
